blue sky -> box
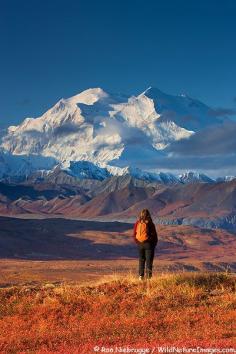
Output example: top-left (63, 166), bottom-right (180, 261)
top-left (1, 0), bottom-right (236, 128)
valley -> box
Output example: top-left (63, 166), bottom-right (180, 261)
top-left (0, 216), bottom-right (235, 287)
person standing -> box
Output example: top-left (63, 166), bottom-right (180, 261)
top-left (133, 209), bottom-right (158, 280)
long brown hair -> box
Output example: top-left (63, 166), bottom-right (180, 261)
top-left (139, 209), bottom-right (153, 223)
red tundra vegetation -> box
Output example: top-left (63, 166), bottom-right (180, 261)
top-left (0, 272), bottom-right (235, 353)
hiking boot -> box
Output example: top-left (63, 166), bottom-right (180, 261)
top-left (146, 270), bottom-right (152, 280)
top-left (139, 275), bottom-right (144, 281)
top-left (146, 274), bottom-right (152, 280)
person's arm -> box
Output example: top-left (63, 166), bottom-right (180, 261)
top-left (150, 222), bottom-right (158, 246)
top-left (133, 220), bottom-right (139, 244)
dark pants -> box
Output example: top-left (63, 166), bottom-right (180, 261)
top-left (137, 242), bottom-right (155, 278)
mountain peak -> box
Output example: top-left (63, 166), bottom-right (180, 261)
top-left (67, 87), bottom-right (109, 105)
top-left (179, 171), bottom-right (214, 183)
top-left (0, 86), bottom-right (226, 177)
top-left (140, 86), bottom-right (165, 98)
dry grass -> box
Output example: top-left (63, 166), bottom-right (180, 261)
top-left (0, 272), bottom-right (235, 353)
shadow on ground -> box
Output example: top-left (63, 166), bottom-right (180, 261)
top-left (0, 216), bottom-right (138, 260)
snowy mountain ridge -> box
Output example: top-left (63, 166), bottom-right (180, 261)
top-left (0, 150), bottom-right (225, 184)
top-left (0, 87), bottom-right (201, 169)
top-left (0, 86), bottom-right (231, 182)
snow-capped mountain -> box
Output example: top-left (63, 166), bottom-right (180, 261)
top-left (0, 150), bottom-right (220, 185)
top-left (67, 161), bottom-right (111, 181)
top-left (216, 176), bottom-right (236, 182)
top-left (0, 87), bottom-right (230, 180)
top-left (65, 165), bottom-right (219, 184)
top-left (0, 87), bottom-right (197, 169)
top-left (106, 166), bottom-right (179, 183)
top-left (0, 148), bottom-right (56, 180)
top-left (178, 171), bottom-right (215, 184)
top-left (142, 87), bottom-right (226, 131)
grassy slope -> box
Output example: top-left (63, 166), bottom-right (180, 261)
top-left (0, 272), bottom-right (235, 353)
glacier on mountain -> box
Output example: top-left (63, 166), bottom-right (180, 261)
top-left (0, 148), bottom-right (56, 180)
top-left (0, 86), bottom-right (231, 180)
top-left (1, 87), bottom-right (195, 169)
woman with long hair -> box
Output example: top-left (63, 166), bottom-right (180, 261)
top-left (133, 209), bottom-right (158, 280)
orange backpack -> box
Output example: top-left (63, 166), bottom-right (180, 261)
top-left (136, 221), bottom-right (149, 242)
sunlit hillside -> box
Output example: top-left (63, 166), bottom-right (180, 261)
top-left (0, 272), bottom-right (235, 353)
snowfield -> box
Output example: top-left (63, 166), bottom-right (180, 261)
top-left (0, 87), bottom-right (230, 181)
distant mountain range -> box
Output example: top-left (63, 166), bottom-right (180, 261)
top-left (0, 174), bottom-right (236, 232)
top-left (0, 86), bottom-right (234, 181)
top-left (0, 86), bottom-right (236, 232)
